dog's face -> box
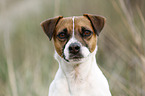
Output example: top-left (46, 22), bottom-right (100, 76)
top-left (41, 14), bottom-right (105, 63)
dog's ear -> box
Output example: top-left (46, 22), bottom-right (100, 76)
top-left (40, 16), bottom-right (63, 40)
top-left (83, 14), bottom-right (106, 36)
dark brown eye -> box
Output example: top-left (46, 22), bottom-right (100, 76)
top-left (57, 32), bottom-right (66, 39)
top-left (57, 28), bottom-right (68, 40)
top-left (81, 27), bottom-right (92, 37)
top-left (83, 30), bottom-right (92, 37)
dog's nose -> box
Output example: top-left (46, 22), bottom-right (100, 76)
top-left (69, 43), bottom-right (81, 54)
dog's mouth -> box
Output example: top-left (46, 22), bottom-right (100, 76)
top-left (69, 54), bottom-right (84, 61)
top-left (63, 53), bottom-right (84, 62)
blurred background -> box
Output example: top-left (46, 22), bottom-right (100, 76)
top-left (0, 0), bottom-right (145, 96)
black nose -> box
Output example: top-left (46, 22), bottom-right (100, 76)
top-left (69, 43), bottom-right (81, 54)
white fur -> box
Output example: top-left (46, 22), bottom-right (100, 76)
top-left (72, 16), bottom-right (75, 37)
top-left (48, 46), bottom-right (111, 96)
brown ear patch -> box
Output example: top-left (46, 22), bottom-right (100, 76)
top-left (40, 16), bottom-right (63, 40)
top-left (83, 14), bottom-right (106, 36)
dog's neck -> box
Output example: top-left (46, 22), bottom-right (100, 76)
top-left (54, 46), bottom-right (98, 83)
top-left (54, 47), bottom-right (111, 94)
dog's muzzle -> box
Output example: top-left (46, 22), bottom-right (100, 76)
top-left (68, 43), bottom-right (83, 60)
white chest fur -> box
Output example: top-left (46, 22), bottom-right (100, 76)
top-left (48, 49), bottom-right (111, 96)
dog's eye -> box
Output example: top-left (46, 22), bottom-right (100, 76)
top-left (83, 30), bottom-right (92, 37)
top-left (81, 27), bottom-right (92, 37)
top-left (57, 32), bottom-right (67, 39)
top-left (57, 28), bottom-right (68, 39)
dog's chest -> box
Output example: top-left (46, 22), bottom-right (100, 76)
top-left (55, 78), bottom-right (95, 96)
top-left (54, 77), bottom-right (106, 96)
top-left (68, 79), bottom-right (92, 95)
top-left (49, 56), bottom-right (111, 96)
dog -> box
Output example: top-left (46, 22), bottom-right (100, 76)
top-left (40, 14), bottom-right (112, 96)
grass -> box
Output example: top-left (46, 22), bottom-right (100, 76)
top-left (0, 0), bottom-right (145, 96)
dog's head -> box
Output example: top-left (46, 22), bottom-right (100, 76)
top-left (41, 14), bottom-right (106, 63)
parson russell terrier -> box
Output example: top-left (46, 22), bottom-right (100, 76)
top-left (40, 14), bottom-right (112, 96)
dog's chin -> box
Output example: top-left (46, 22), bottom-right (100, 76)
top-left (69, 58), bottom-right (85, 64)
top-left (64, 56), bottom-right (88, 64)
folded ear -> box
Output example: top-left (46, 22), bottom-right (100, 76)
top-left (40, 16), bottom-right (63, 40)
top-left (83, 14), bottom-right (106, 36)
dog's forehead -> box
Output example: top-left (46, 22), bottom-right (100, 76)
top-left (74, 16), bottom-right (92, 26)
top-left (55, 16), bottom-right (92, 31)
